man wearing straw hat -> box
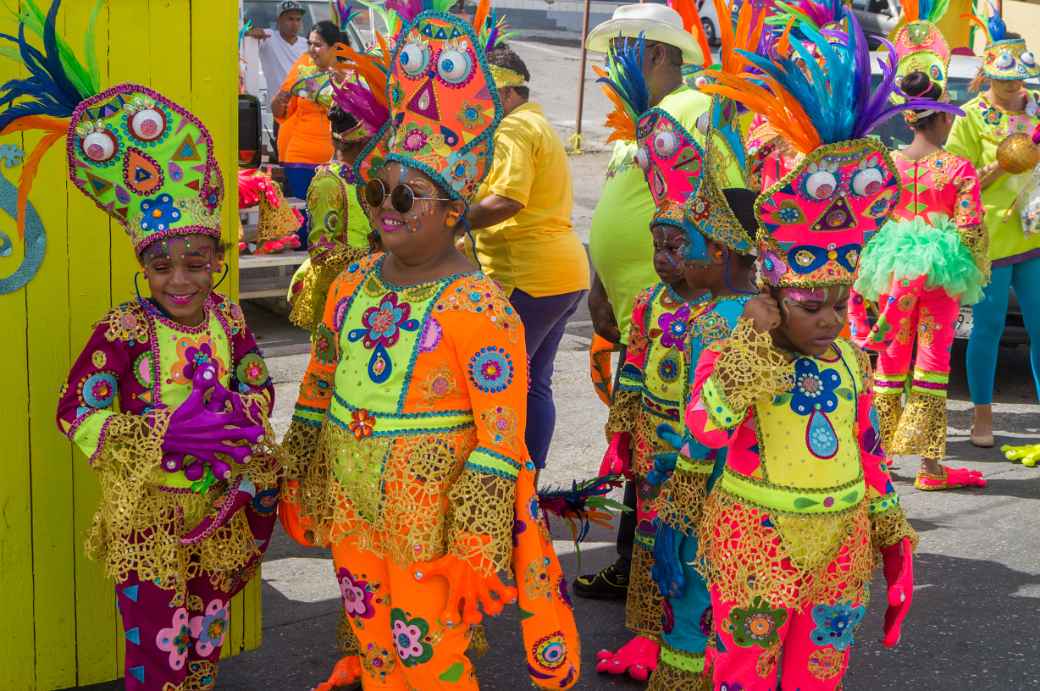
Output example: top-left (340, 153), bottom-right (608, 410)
top-left (574, 1), bottom-right (713, 615)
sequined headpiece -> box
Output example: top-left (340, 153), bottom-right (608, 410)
top-left (968, 3), bottom-right (1040, 81)
top-left (700, 13), bottom-right (959, 287)
top-left (337, 0), bottom-right (507, 204)
top-left (0, 0), bottom-right (224, 254)
top-left (890, 0), bottom-right (952, 95)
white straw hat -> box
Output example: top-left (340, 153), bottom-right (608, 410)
top-left (585, 3), bottom-right (704, 65)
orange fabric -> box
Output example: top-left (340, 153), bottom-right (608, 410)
top-left (331, 538), bottom-right (478, 690)
top-left (590, 334), bottom-right (619, 407)
top-left (512, 467), bottom-right (582, 688)
top-left (277, 54), bottom-right (333, 164)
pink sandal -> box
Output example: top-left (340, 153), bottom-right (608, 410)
top-left (596, 635), bottom-right (659, 681)
top-left (915, 465), bottom-right (986, 491)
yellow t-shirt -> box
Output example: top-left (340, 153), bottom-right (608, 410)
top-left (473, 102), bottom-right (591, 297)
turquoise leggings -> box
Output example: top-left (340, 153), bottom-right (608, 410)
top-left (967, 255), bottom-right (1040, 404)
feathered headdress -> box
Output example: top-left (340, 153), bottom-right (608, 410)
top-left (331, 37), bottom-right (391, 146)
top-left (330, 0), bottom-right (361, 32)
top-left (890, 0), bottom-right (952, 96)
top-left (0, 0), bottom-right (224, 253)
top-left (700, 14), bottom-right (959, 287)
top-left (336, 0), bottom-right (503, 204)
top-left (595, 35), bottom-right (708, 256)
top-left (966, 0), bottom-right (1039, 81)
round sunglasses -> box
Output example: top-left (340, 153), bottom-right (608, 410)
top-left (364, 179), bottom-right (452, 214)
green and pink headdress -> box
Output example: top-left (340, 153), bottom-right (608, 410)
top-left (700, 12), bottom-right (960, 287)
top-left (336, 0), bottom-right (505, 205)
top-left (890, 0), bottom-right (952, 97)
top-left (0, 0), bottom-right (224, 255)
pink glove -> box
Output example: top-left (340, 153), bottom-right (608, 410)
top-left (881, 536), bottom-right (914, 648)
top-left (599, 432), bottom-right (632, 479)
top-left (161, 363), bottom-right (265, 480)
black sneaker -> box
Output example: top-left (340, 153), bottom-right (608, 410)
top-left (573, 560), bottom-right (629, 600)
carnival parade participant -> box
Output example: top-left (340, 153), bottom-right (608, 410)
top-left (691, 15), bottom-right (922, 689)
top-left (466, 43), bottom-right (590, 472)
top-left (280, 1), bottom-right (580, 688)
top-left (593, 34), bottom-right (712, 679)
top-left (575, 0), bottom-right (720, 608)
top-left (273, 20), bottom-right (344, 200)
top-left (947, 11), bottom-right (1040, 448)
top-left (0, 3), bottom-right (284, 689)
top-left (288, 103), bottom-right (377, 331)
top-left (249, 1), bottom-right (308, 120)
top-left (850, 15), bottom-right (988, 490)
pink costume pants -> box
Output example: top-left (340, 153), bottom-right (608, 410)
top-left (850, 275), bottom-right (959, 458)
top-left (709, 587), bottom-right (864, 691)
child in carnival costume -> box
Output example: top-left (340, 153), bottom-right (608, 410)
top-left (592, 32), bottom-right (714, 681)
top-left (591, 2), bottom-right (755, 678)
top-left (848, 0), bottom-right (989, 491)
top-left (692, 14), bottom-right (921, 689)
top-left (279, 0), bottom-right (581, 688)
top-left (1, 2), bottom-right (284, 689)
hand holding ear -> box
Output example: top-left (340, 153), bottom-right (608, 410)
top-left (743, 290), bottom-right (782, 333)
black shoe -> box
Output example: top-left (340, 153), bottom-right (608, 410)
top-left (573, 560), bottom-right (629, 600)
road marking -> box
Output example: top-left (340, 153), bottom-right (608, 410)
top-left (512, 39), bottom-right (579, 60)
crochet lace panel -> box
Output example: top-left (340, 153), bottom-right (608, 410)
top-left (710, 318), bottom-right (794, 415)
top-left (654, 466), bottom-right (710, 536)
top-left (625, 546), bottom-right (663, 638)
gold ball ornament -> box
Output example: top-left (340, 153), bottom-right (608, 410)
top-left (997, 133), bottom-right (1040, 174)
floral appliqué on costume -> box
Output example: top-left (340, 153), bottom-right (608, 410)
top-left (189, 599), bottom-right (228, 658)
top-left (775, 356), bottom-right (844, 459)
top-left (390, 608), bottom-right (434, 667)
top-left (156, 607), bottom-right (192, 670)
top-left (168, 336), bottom-right (226, 386)
top-left (348, 292), bottom-right (420, 384)
top-left (658, 303), bottom-right (692, 350)
top-left (810, 601), bottom-right (865, 651)
top-left (468, 346), bottom-right (514, 393)
top-left (725, 597), bottom-right (786, 648)
top-left (338, 566), bottom-right (377, 619)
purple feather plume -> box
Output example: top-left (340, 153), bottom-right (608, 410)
top-left (385, 0), bottom-right (423, 24)
top-left (332, 79), bottom-right (389, 134)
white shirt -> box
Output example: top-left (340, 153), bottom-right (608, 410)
top-left (259, 29), bottom-right (307, 105)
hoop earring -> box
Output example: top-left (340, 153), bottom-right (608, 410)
top-left (213, 263), bottom-right (230, 291)
top-left (133, 271), bottom-right (144, 301)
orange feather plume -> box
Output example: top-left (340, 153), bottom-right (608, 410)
top-left (592, 65), bottom-right (638, 142)
top-left (334, 38), bottom-right (389, 107)
top-left (963, 12), bottom-right (988, 40)
top-left (671, 0), bottom-right (712, 67)
top-left (472, 0), bottom-right (490, 35)
top-left (0, 115), bottom-right (69, 239)
top-left (698, 70), bottom-right (821, 153)
top-left (713, 0), bottom-right (764, 75)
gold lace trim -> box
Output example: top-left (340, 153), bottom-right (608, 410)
top-left (308, 425), bottom-right (514, 573)
top-left (871, 508), bottom-right (918, 553)
top-left (289, 246), bottom-right (370, 331)
top-left (167, 660), bottom-right (218, 691)
top-left (632, 409), bottom-right (665, 477)
top-left (891, 391), bottom-right (947, 459)
top-left (625, 546), bottom-right (663, 638)
top-left (87, 404), bottom-right (283, 603)
top-left (959, 223), bottom-right (991, 286)
top-left (698, 491), bottom-right (874, 609)
top-left (605, 388), bottom-right (641, 440)
top-left (654, 466), bottom-right (709, 536)
top-left (872, 391), bottom-right (903, 456)
top-left (711, 318), bottom-right (794, 414)
top-left (337, 610), bottom-right (360, 655)
top-left (446, 469), bottom-right (517, 576)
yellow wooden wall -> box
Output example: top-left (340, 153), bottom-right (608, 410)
top-left (0, 2), bottom-right (259, 689)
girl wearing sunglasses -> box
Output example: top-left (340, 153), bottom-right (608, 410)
top-left (279, 7), bottom-right (580, 689)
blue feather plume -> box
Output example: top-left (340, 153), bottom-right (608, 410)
top-left (0, 0), bottom-right (91, 132)
top-left (596, 34), bottom-right (651, 123)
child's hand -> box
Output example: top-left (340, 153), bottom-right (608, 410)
top-left (743, 291), bottom-right (781, 333)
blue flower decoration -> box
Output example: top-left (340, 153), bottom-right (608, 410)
top-left (82, 372), bottom-right (118, 409)
top-left (469, 346), bottom-right (514, 393)
top-left (790, 358), bottom-right (841, 416)
top-left (810, 601), bottom-right (865, 651)
top-left (139, 193), bottom-right (181, 232)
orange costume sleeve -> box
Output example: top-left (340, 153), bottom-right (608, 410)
top-left (276, 53), bottom-right (334, 165)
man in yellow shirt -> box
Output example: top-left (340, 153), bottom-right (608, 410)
top-left (467, 44), bottom-right (591, 471)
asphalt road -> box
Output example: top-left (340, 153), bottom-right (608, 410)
top-left (69, 39), bottom-right (1040, 691)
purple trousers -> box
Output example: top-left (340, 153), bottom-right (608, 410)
top-left (115, 495), bottom-right (277, 690)
top-left (509, 288), bottom-right (586, 469)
